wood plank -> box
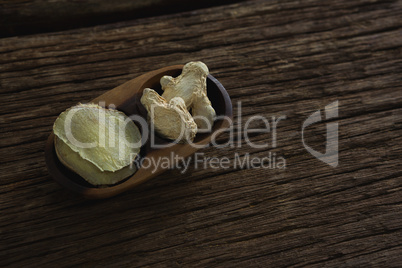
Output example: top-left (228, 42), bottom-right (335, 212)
top-left (1, 0), bottom-right (402, 266)
top-left (0, 0), bottom-right (243, 37)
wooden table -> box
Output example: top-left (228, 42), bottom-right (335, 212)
top-left (1, 0), bottom-right (401, 266)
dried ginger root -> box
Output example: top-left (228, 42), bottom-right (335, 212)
top-left (141, 61), bottom-right (216, 143)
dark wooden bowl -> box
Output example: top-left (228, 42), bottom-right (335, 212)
top-left (45, 65), bottom-right (233, 199)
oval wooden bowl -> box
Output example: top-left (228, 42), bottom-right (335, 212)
top-left (45, 65), bottom-right (233, 199)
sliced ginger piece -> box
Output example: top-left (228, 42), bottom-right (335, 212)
top-left (53, 103), bottom-right (141, 185)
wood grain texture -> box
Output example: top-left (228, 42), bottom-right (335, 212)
top-left (1, 0), bottom-right (402, 266)
top-left (0, 0), bottom-right (243, 37)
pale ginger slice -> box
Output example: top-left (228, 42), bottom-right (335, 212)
top-left (55, 136), bottom-right (136, 186)
top-left (160, 61), bottom-right (216, 131)
top-left (141, 88), bottom-right (197, 142)
top-left (53, 103), bottom-right (141, 186)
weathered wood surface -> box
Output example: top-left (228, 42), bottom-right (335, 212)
top-left (0, 0), bottom-right (242, 37)
top-left (1, 0), bottom-right (402, 266)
